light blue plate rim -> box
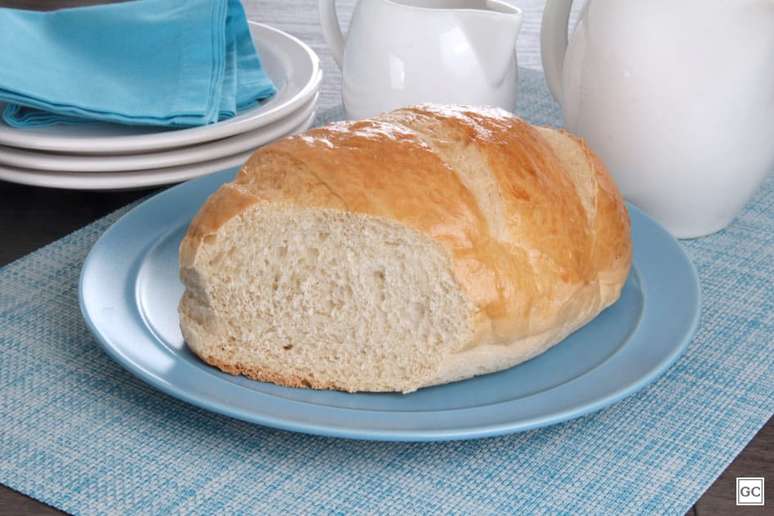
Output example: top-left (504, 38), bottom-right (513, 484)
top-left (79, 167), bottom-right (701, 442)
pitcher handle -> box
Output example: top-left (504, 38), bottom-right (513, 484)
top-left (541, 0), bottom-right (574, 102)
top-left (319, 0), bottom-right (345, 69)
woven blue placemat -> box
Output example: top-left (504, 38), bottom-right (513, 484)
top-left (1, 69), bottom-right (772, 515)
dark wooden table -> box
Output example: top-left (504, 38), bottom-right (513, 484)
top-left (0, 181), bottom-right (771, 516)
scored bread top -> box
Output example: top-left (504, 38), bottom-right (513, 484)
top-left (181, 105), bottom-right (632, 346)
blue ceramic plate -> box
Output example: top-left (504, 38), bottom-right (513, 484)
top-left (80, 168), bottom-right (701, 442)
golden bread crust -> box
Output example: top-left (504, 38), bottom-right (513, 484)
top-left (179, 105), bottom-right (632, 388)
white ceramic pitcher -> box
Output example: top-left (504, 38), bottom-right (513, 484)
top-left (542, 0), bottom-right (774, 238)
top-left (319, 0), bottom-right (523, 120)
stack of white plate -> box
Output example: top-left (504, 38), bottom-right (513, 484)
top-left (0, 23), bottom-right (321, 190)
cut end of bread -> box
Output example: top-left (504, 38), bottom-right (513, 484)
top-left (179, 204), bottom-right (475, 393)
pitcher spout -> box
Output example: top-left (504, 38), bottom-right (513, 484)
top-left (453, 1), bottom-right (523, 87)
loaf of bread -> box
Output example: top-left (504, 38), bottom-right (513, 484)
top-left (178, 105), bottom-right (632, 393)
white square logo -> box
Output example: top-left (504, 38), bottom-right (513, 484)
top-left (737, 477), bottom-right (765, 506)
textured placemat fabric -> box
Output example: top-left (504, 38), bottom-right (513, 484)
top-left (1, 67), bottom-right (773, 516)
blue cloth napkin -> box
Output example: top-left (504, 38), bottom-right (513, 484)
top-left (0, 0), bottom-right (276, 128)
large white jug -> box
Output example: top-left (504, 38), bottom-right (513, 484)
top-left (542, 0), bottom-right (774, 237)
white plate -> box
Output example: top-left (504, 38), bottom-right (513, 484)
top-left (0, 92), bottom-right (318, 172)
top-left (0, 23), bottom-right (320, 155)
top-left (0, 112), bottom-right (315, 190)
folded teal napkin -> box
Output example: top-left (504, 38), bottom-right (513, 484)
top-left (0, 0), bottom-right (276, 128)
